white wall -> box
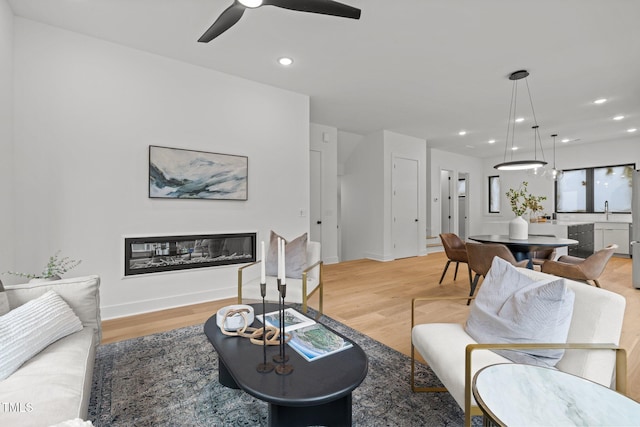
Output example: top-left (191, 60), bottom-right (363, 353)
top-left (12, 19), bottom-right (310, 318)
top-left (483, 137), bottom-right (640, 222)
top-left (310, 123), bottom-right (338, 264)
top-left (0, 0), bottom-right (13, 280)
top-left (428, 148), bottom-right (485, 240)
top-left (341, 130), bottom-right (427, 261)
top-left (341, 131), bottom-right (384, 260)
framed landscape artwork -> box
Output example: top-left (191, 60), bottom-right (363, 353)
top-left (149, 145), bottom-right (248, 200)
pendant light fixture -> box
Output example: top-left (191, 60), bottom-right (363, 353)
top-left (547, 133), bottom-right (563, 181)
top-left (494, 70), bottom-right (548, 171)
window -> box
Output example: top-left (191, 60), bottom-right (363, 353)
top-left (594, 165), bottom-right (633, 212)
top-left (556, 169), bottom-right (587, 212)
top-left (489, 176), bottom-right (500, 213)
top-left (556, 164), bottom-right (634, 213)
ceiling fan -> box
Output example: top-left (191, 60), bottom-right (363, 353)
top-left (198, 0), bottom-right (362, 43)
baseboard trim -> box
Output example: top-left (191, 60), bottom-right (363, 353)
top-left (101, 288), bottom-right (235, 320)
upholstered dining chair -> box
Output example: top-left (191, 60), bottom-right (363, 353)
top-left (465, 242), bottom-right (529, 302)
top-left (529, 234), bottom-right (557, 270)
top-left (438, 233), bottom-right (472, 286)
top-left (541, 244), bottom-right (618, 288)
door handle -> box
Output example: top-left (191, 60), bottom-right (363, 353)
top-left (317, 221), bottom-right (322, 225)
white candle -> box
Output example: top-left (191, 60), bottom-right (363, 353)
top-left (277, 237), bottom-right (282, 281)
top-left (282, 240), bottom-right (286, 285)
top-left (260, 241), bottom-right (265, 284)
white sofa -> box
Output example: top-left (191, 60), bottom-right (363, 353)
top-left (0, 276), bottom-right (101, 427)
top-left (411, 267), bottom-right (627, 427)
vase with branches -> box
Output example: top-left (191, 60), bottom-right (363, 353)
top-left (5, 251), bottom-right (81, 280)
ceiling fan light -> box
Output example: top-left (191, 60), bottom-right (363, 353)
top-left (238, 0), bottom-right (263, 8)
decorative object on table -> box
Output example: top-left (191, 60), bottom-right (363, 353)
top-left (216, 304), bottom-right (255, 331)
top-left (256, 241), bottom-right (274, 374)
top-left (506, 181), bottom-right (546, 239)
top-left (494, 70), bottom-right (548, 171)
top-left (287, 323), bottom-right (353, 362)
top-left (198, 0), bottom-right (361, 43)
top-left (258, 307), bottom-right (316, 332)
top-left (4, 250), bottom-right (81, 282)
top-left (148, 145), bottom-right (247, 200)
top-left (216, 304), bottom-right (280, 345)
top-left (274, 237), bottom-right (293, 375)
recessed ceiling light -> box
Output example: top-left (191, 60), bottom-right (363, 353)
top-left (561, 138), bottom-right (570, 143)
top-left (488, 139), bottom-right (496, 144)
top-left (613, 115), bottom-right (625, 121)
top-left (628, 128), bottom-right (637, 133)
top-left (278, 57), bottom-right (293, 66)
top-left (458, 130), bottom-right (467, 136)
top-left (512, 147), bottom-right (519, 151)
top-left (593, 98), bottom-right (607, 104)
top-left (515, 117), bottom-right (524, 123)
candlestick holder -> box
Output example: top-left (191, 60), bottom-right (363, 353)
top-left (274, 279), bottom-right (293, 375)
top-left (256, 282), bottom-right (274, 373)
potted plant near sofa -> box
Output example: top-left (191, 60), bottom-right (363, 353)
top-left (5, 251), bottom-right (81, 283)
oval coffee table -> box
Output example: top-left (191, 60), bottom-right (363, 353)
top-left (204, 303), bottom-right (368, 426)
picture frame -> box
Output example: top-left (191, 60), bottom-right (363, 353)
top-left (149, 145), bottom-right (248, 200)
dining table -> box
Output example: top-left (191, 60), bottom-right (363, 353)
top-left (468, 234), bottom-right (578, 269)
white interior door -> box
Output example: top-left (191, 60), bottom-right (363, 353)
top-left (458, 173), bottom-right (469, 240)
top-left (393, 157), bottom-right (419, 259)
top-left (441, 170), bottom-right (453, 234)
top-left (310, 150), bottom-right (322, 244)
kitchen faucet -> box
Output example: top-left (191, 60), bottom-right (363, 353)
top-left (605, 200), bottom-right (609, 220)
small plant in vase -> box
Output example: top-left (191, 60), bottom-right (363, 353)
top-left (5, 251), bottom-right (81, 282)
top-left (527, 194), bottom-right (547, 223)
top-left (506, 181), bottom-right (547, 239)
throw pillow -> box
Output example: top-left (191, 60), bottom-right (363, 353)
top-left (265, 231), bottom-right (308, 279)
top-left (465, 256), bottom-right (575, 367)
top-left (0, 290), bottom-right (83, 380)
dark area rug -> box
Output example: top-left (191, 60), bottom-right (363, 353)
top-left (89, 309), bottom-right (479, 426)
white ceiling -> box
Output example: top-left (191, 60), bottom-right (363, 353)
top-left (7, 0), bottom-right (640, 159)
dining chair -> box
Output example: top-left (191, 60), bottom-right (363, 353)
top-left (465, 242), bottom-right (529, 302)
top-left (541, 244), bottom-right (618, 288)
top-left (529, 234), bottom-right (557, 270)
top-left (438, 233), bottom-right (472, 286)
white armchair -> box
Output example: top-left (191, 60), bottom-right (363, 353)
top-left (411, 267), bottom-right (627, 427)
top-left (237, 241), bottom-right (323, 317)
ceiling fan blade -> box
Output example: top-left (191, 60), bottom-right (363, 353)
top-left (263, 0), bottom-right (361, 20)
top-left (198, 3), bottom-right (246, 43)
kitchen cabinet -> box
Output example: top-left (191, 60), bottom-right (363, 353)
top-left (594, 222), bottom-right (630, 255)
top-left (567, 223), bottom-right (594, 258)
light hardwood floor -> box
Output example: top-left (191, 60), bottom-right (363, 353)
top-left (101, 252), bottom-right (640, 401)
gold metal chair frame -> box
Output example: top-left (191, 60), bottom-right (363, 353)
top-left (237, 259), bottom-right (324, 319)
top-left (410, 296), bottom-right (628, 427)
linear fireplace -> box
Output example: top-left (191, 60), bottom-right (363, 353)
top-left (124, 232), bottom-right (256, 276)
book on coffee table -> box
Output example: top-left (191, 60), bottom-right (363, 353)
top-left (287, 323), bottom-right (353, 362)
top-left (257, 308), bottom-right (316, 332)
